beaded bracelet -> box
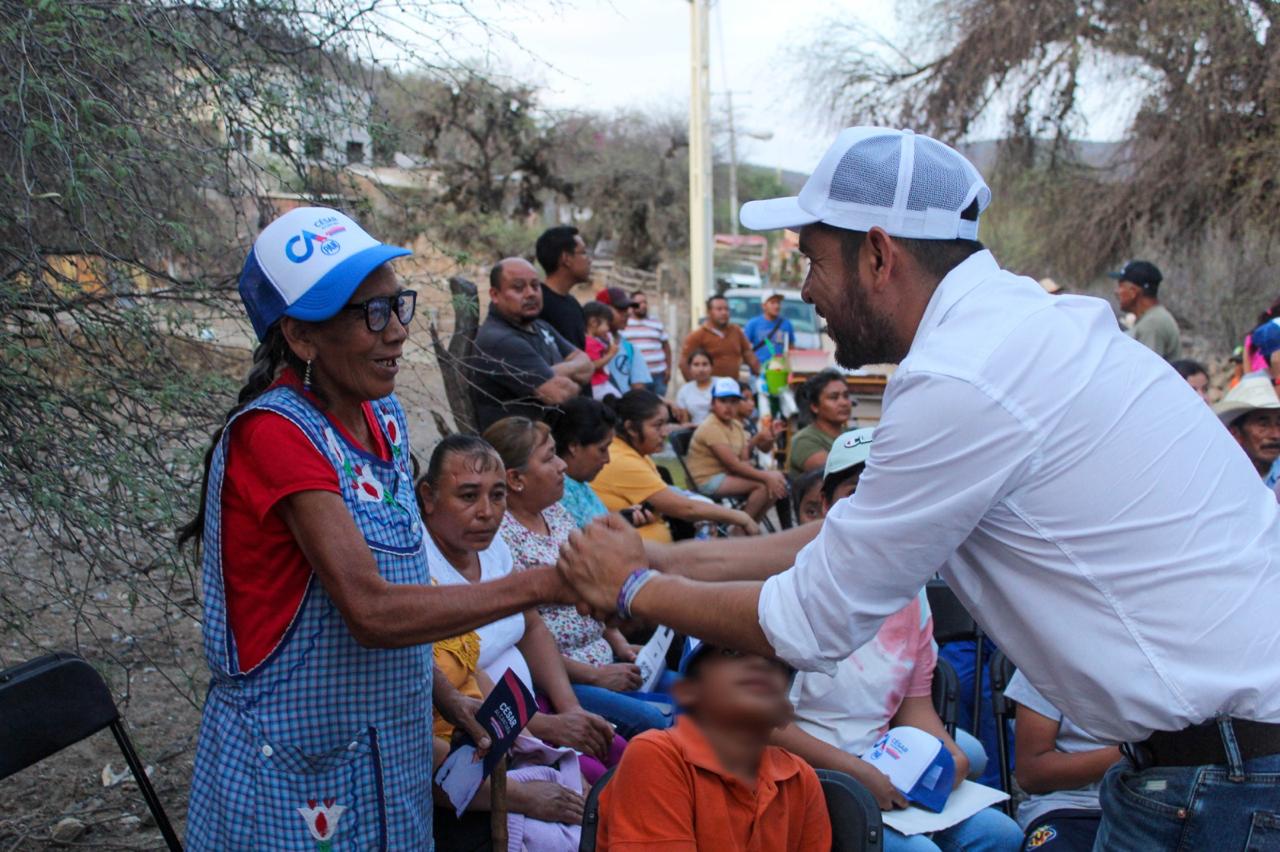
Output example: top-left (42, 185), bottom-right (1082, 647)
top-left (616, 568), bottom-right (658, 621)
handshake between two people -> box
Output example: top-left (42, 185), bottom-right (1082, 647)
top-left (552, 513), bottom-right (655, 623)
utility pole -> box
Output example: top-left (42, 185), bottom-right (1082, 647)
top-left (726, 89), bottom-right (739, 236)
top-left (688, 0), bottom-right (713, 330)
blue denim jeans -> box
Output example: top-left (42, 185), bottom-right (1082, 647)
top-left (571, 684), bottom-right (674, 740)
top-left (956, 728), bottom-right (989, 780)
top-left (1094, 723), bottom-right (1280, 851)
top-left (884, 805), bottom-right (1023, 852)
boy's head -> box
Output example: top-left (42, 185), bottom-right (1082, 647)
top-left (674, 640), bottom-right (794, 728)
top-left (792, 468), bottom-right (824, 525)
top-left (583, 300), bottom-right (613, 337)
top-left (821, 427), bottom-right (874, 511)
top-left (710, 377), bottom-right (742, 423)
top-left (736, 380), bottom-right (756, 419)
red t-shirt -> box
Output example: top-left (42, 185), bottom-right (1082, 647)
top-left (220, 371), bottom-right (389, 672)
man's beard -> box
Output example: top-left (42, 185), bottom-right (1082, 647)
top-left (826, 275), bottom-right (901, 368)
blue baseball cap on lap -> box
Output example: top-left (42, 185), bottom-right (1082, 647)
top-left (238, 206), bottom-right (412, 340)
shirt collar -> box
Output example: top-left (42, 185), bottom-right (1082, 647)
top-left (487, 304), bottom-right (539, 335)
top-left (667, 717), bottom-right (799, 786)
top-left (908, 249), bottom-right (1000, 357)
top-left (702, 322), bottom-right (727, 338)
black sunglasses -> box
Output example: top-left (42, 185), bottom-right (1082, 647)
top-left (341, 290), bottom-right (416, 332)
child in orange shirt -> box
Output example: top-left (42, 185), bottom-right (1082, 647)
top-left (597, 640), bottom-right (831, 851)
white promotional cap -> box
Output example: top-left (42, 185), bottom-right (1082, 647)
top-left (862, 726), bottom-right (956, 813)
top-left (740, 127), bottom-right (991, 240)
top-left (238, 206), bottom-right (411, 340)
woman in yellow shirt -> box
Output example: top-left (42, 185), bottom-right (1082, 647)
top-left (590, 390), bottom-right (759, 540)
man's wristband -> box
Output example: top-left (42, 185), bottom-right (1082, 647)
top-left (616, 568), bottom-right (659, 621)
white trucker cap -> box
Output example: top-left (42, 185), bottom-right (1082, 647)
top-left (238, 206), bottom-right (411, 340)
top-left (740, 127), bottom-right (991, 240)
top-left (863, 726), bottom-right (957, 813)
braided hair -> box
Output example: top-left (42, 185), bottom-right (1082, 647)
top-left (177, 324), bottom-right (313, 547)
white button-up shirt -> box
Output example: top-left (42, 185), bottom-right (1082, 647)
top-left (759, 250), bottom-right (1280, 742)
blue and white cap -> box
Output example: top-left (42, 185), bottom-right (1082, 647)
top-left (238, 206), bottom-right (412, 340)
top-left (711, 376), bottom-right (744, 399)
top-left (740, 127), bottom-right (990, 241)
top-left (862, 726), bottom-right (957, 813)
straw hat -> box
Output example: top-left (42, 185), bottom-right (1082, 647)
top-left (1212, 377), bottom-right (1280, 427)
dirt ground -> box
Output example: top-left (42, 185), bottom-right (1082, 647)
top-left (0, 307), bottom-right (458, 850)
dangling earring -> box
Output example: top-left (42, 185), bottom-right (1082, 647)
top-left (303, 359), bottom-right (313, 390)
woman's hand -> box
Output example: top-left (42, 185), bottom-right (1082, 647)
top-left (432, 666), bottom-right (492, 755)
top-left (509, 780), bottom-right (586, 825)
top-left (534, 706), bottom-right (615, 759)
top-left (730, 511), bottom-right (761, 536)
top-left (591, 662), bottom-right (643, 692)
top-left (863, 765), bottom-right (909, 811)
top-left (623, 504), bottom-right (655, 527)
top-left (558, 514), bottom-right (647, 618)
top-left (761, 470), bottom-right (790, 501)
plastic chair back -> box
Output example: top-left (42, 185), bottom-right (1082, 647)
top-left (668, 427), bottom-right (695, 458)
top-left (817, 768), bottom-right (884, 851)
top-left (0, 653), bottom-right (182, 850)
top-left (925, 579), bottom-right (978, 644)
top-left (925, 579), bottom-right (987, 731)
top-left (989, 648), bottom-right (1017, 813)
top-left (578, 765), bottom-right (617, 852)
top-left (932, 656), bottom-right (960, 737)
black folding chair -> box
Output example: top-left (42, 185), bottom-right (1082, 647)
top-left (988, 648), bottom-right (1018, 816)
top-left (931, 656), bottom-right (960, 737)
top-left (0, 653), bottom-right (182, 850)
top-left (667, 427), bottom-right (777, 533)
top-left (817, 769), bottom-right (884, 852)
top-left (578, 765), bottom-right (617, 852)
top-left (925, 579), bottom-right (986, 734)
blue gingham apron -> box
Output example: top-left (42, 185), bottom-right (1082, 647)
top-left (186, 386), bottom-right (433, 851)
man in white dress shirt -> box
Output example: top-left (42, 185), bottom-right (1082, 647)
top-left (557, 127), bottom-right (1280, 850)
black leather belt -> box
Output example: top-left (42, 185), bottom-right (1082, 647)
top-left (1124, 718), bottom-right (1280, 770)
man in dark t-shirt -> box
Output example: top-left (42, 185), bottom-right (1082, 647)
top-left (535, 225), bottom-right (591, 349)
top-left (470, 257), bottom-right (593, 430)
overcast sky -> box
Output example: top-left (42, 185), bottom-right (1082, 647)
top-left (423, 0), bottom-right (1132, 175)
top-left (426, 0), bottom-right (896, 173)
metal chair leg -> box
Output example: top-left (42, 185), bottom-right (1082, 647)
top-left (109, 721), bottom-right (182, 851)
top-left (971, 632), bottom-right (985, 741)
top-left (994, 712), bottom-right (1014, 816)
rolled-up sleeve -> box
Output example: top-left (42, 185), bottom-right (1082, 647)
top-left (759, 372), bottom-right (1034, 672)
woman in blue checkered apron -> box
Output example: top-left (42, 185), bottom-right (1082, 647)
top-left (179, 208), bottom-right (570, 850)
